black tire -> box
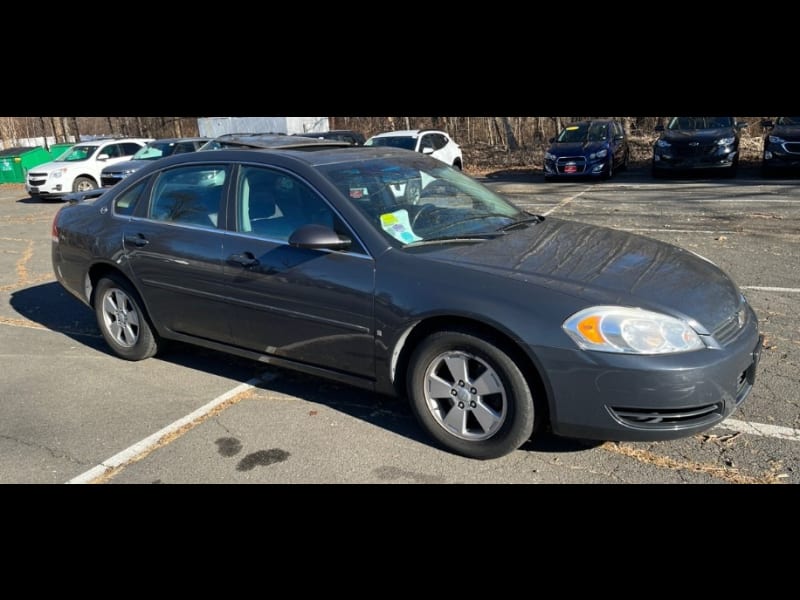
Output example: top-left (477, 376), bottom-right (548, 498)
top-left (651, 162), bottom-right (664, 179)
top-left (406, 327), bottom-right (536, 459)
top-left (94, 274), bottom-right (159, 361)
top-left (602, 159), bottom-right (613, 180)
top-left (73, 176), bottom-right (97, 193)
top-left (621, 149), bottom-right (630, 172)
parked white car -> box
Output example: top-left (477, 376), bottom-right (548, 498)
top-left (25, 137), bottom-right (153, 199)
top-left (364, 129), bottom-right (463, 169)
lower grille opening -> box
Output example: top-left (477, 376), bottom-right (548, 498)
top-left (609, 403), bottom-right (722, 428)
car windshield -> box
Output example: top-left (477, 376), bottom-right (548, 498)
top-left (56, 145), bottom-right (98, 162)
top-left (556, 124), bottom-right (589, 143)
top-left (555, 123), bottom-right (608, 143)
top-left (776, 116), bottom-right (800, 126)
top-left (364, 136), bottom-right (417, 151)
top-left (317, 155), bottom-right (528, 246)
top-left (667, 117), bottom-right (734, 130)
top-left (132, 142), bottom-right (179, 160)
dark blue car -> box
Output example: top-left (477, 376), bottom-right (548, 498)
top-left (760, 116), bottom-right (800, 177)
top-left (544, 119), bottom-right (629, 181)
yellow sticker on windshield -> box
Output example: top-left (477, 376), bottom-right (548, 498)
top-left (566, 126), bottom-right (579, 130)
top-left (380, 209), bottom-right (422, 243)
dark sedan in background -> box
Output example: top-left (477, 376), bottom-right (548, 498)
top-left (543, 119), bottom-right (629, 181)
top-left (760, 117), bottom-right (800, 177)
top-left (100, 137), bottom-right (209, 187)
top-left (51, 146), bottom-right (761, 459)
top-left (652, 117), bottom-right (747, 178)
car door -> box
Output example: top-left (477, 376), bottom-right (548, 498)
top-left (121, 163), bottom-right (234, 343)
top-left (223, 165), bottom-right (376, 378)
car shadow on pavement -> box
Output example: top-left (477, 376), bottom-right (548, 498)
top-left (9, 281), bottom-right (105, 348)
top-left (9, 281), bottom-right (605, 458)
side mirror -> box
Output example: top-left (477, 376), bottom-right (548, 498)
top-left (655, 124), bottom-right (665, 132)
top-left (761, 119), bottom-right (774, 129)
top-left (548, 137), bottom-right (555, 143)
top-left (288, 224), bottom-right (351, 250)
top-left (421, 147), bottom-right (434, 155)
top-left (736, 121), bottom-right (748, 129)
top-left (97, 153), bottom-right (110, 161)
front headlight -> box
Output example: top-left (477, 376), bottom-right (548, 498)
top-left (716, 136), bottom-right (735, 146)
top-left (590, 148), bottom-right (608, 159)
top-left (563, 306), bottom-right (706, 354)
top-left (656, 139), bottom-right (671, 148)
top-left (545, 152), bottom-right (556, 160)
top-left (51, 168), bottom-right (66, 179)
top-left (768, 135), bottom-right (785, 144)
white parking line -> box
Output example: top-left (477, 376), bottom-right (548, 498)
top-left (66, 377), bottom-right (270, 484)
top-left (715, 418), bottom-right (800, 441)
top-left (742, 286), bottom-right (800, 293)
top-left (542, 189), bottom-right (589, 215)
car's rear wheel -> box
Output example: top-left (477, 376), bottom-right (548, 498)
top-left (94, 274), bottom-right (159, 361)
top-left (73, 176), bottom-right (97, 192)
top-left (406, 327), bottom-right (536, 459)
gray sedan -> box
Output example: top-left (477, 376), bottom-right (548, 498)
top-left (50, 146), bottom-right (762, 459)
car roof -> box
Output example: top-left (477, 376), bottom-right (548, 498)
top-left (144, 145), bottom-right (416, 170)
top-left (369, 129), bottom-right (449, 138)
top-left (203, 132), bottom-right (351, 150)
top-left (147, 137), bottom-right (210, 144)
top-left (75, 137), bottom-right (153, 146)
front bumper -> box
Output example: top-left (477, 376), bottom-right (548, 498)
top-left (653, 146), bottom-right (738, 170)
top-left (544, 155), bottom-right (608, 178)
top-left (25, 179), bottom-right (65, 197)
top-left (533, 312), bottom-right (761, 442)
top-left (763, 142), bottom-right (800, 172)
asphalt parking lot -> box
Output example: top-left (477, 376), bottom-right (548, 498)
top-left (1, 166), bottom-right (798, 484)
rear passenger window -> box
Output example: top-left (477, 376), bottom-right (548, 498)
top-left (148, 164), bottom-right (229, 229)
top-left (114, 180), bottom-right (148, 216)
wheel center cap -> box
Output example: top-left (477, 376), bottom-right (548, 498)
top-left (456, 388), bottom-right (472, 402)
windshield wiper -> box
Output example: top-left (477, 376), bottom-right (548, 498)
top-left (405, 232), bottom-right (502, 247)
top-left (498, 214), bottom-right (545, 232)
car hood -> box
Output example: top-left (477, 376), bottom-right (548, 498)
top-left (102, 159), bottom-right (145, 173)
top-left (771, 125), bottom-right (800, 140)
top-left (548, 141), bottom-right (606, 156)
top-left (28, 160), bottom-right (61, 173)
top-left (418, 217), bottom-right (742, 333)
top-left (660, 129), bottom-right (736, 143)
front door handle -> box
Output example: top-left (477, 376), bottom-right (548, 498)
top-left (124, 234), bottom-right (149, 247)
top-left (227, 252), bottom-right (260, 268)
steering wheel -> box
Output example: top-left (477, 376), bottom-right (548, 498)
top-left (410, 203), bottom-right (439, 231)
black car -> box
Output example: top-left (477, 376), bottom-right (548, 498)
top-left (543, 119), bottom-right (629, 180)
top-left (51, 147), bottom-right (762, 459)
top-left (652, 117), bottom-right (747, 178)
top-left (100, 137), bottom-right (209, 187)
top-left (760, 117), bottom-right (800, 177)
top-left (291, 130), bottom-right (366, 145)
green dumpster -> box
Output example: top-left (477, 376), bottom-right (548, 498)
top-left (0, 146), bottom-right (53, 184)
top-left (47, 143), bottom-right (74, 161)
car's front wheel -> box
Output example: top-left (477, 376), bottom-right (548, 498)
top-left (73, 176), bottom-right (97, 192)
top-left (94, 274), bottom-right (159, 361)
top-left (406, 327), bottom-right (537, 459)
